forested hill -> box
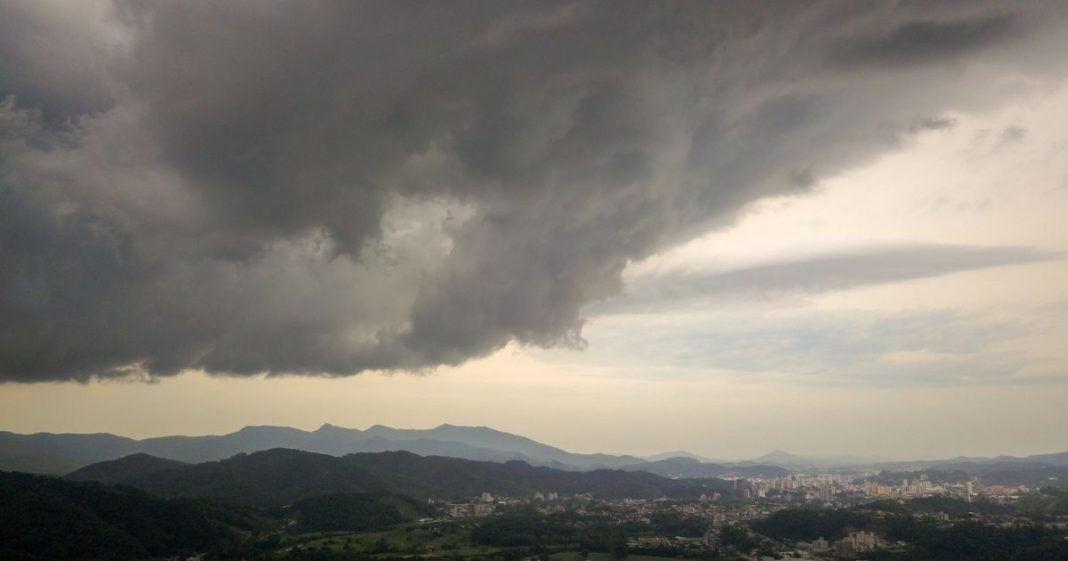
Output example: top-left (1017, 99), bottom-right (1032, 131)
top-left (68, 448), bottom-right (730, 506)
top-left (0, 471), bottom-right (270, 561)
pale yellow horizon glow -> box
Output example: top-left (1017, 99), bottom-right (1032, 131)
top-left (1, 360), bottom-right (1066, 461)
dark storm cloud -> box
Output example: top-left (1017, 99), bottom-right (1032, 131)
top-left (0, 2), bottom-right (118, 127)
top-left (599, 244), bottom-right (1059, 314)
top-left (1, 0), bottom-right (1067, 382)
top-left (908, 116), bottom-right (957, 133)
top-left (834, 13), bottom-right (1019, 67)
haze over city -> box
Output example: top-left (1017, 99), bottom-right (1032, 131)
top-left (2, 0), bottom-right (1068, 463)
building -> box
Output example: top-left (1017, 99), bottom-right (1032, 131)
top-left (835, 530), bottom-right (879, 555)
top-left (448, 502), bottom-right (494, 518)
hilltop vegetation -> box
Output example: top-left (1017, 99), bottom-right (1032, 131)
top-left (7, 460), bottom-right (1068, 561)
top-left (68, 448), bottom-right (727, 506)
top-left (284, 493), bottom-right (433, 532)
top-left (0, 471), bottom-right (270, 560)
top-left (750, 496), bottom-right (1068, 561)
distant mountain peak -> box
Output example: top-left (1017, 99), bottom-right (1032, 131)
top-left (751, 450), bottom-right (894, 467)
top-left (753, 450), bottom-right (807, 464)
top-left (660, 456), bottom-right (702, 464)
top-left (646, 450), bottom-right (717, 462)
top-left (434, 423), bottom-right (498, 433)
top-left (237, 424), bottom-right (300, 433)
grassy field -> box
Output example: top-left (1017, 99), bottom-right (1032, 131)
top-left (289, 522), bottom-right (502, 557)
top-left (284, 523), bottom-right (693, 561)
top-left (551, 553), bottom-right (691, 561)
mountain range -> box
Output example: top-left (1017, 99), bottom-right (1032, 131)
top-left (0, 423), bottom-right (632, 473)
top-left (0, 423), bottom-right (782, 476)
top-left (1, 423), bottom-right (1065, 477)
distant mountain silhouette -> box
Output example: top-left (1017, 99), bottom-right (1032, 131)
top-left (3, 424), bottom-right (1065, 476)
top-left (645, 450), bottom-right (719, 462)
top-left (0, 431), bottom-right (142, 472)
top-left (619, 456), bottom-right (789, 478)
top-left (1024, 451), bottom-right (1068, 467)
top-left (0, 440), bottom-right (85, 474)
top-left (751, 450), bottom-right (891, 468)
top-left (67, 448), bottom-right (725, 506)
top-left (0, 423), bottom-right (644, 473)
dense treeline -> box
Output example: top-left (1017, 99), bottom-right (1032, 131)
top-left (470, 508), bottom-right (714, 554)
top-left (982, 466), bottom-right (1068, 489)
top-left (284, 492), bottom-right (432, 532)
top-left (472, 511), bottom-right (632, 548)
top-left (863, 470), bottom-right (971, 486)
top-left (863, 465), bottom-right (1068, 489)
top-left (862, 491), bottom-right (1068, 519)
top-left (472, 510), bottom-right (656, 553)
top-left (751, 493), bottom-right (1068, 561)
top-left (1015, 487), bottom-right (1068, 517)
top-left (0, 471), bottom-right (270, 560)
top-left (863, 496), bottom-right (1010, 518)
top-left (751, 507), bottom-right (870, 541)
top-left (882, 517), bottom-right (1067, 561)
top-left (648, 511), bottom-right (708, 537)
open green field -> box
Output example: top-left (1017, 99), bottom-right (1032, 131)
top-left (551, 553), bottom-right (690, 561)
top-left (282, 522), bottom-right (696, 561)
top-left (288, 522), bottom-right (503, 557)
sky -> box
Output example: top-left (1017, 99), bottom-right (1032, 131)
top-left (1, 1), bottom-right (1067, 460)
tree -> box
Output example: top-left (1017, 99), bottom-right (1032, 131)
top-left (608, 534), bottom-right (628, 561)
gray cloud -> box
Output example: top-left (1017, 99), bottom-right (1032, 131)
top-left (1, 1), bottom-right (1067, 382)
top-left (575, 308), bottom-right (1050, 387)
top-left (999, 125), bottom-right (1028, 145)
top-left (599, 244), bottom-right (1058, 314)
top-left (0, 2), bottom-right (119, 127)
top-left (969, 124), bottom-right (1031, 157)
top-left (908, 116), bottom-right (957, 133)
top-left (834, 13), bottom-right (1019, 67)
